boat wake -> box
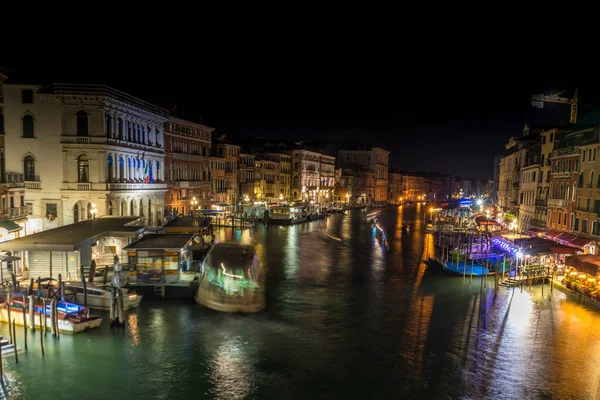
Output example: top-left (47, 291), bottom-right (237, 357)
top-left (318, 227), bottom-right (342, 242)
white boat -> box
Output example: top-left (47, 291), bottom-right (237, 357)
top-left (196, 243), bottom-right (265, 312)
top-left (24, 278), bottom-right (142, 310)
top-left (0, 297), bottom-right (102, 334)
top-left (62, 282), bottom-right (143, 311)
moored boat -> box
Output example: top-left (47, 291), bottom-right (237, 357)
top-left (441, 259), bottom-right (514, 276)
top-left (0, 297), bottom-right (102, 333)
top-left (62, 282), bottom-right (143, 310)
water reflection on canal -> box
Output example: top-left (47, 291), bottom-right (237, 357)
top-left (2, 204), bottom-right (600, 399)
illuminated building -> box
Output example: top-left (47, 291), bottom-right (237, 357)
top-left (164, 116), bottom-right (214, 215)
top-left (0, 72), bottom-right (26, 242)
top-left (211, 135), bottom-right (240, 205)
top-left (2, 83), bottom-right (168, 233)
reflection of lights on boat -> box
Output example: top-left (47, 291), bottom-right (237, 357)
top-left (221, 262), bottom-right (243, 279)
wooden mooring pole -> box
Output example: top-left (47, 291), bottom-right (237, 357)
top-left (7, 292), bottom-right (12, 344)
top-left (28, 295), bottom-right (35, 333)
top-left (22, 296), bottom-right (27, 351)
top-left (12, 319), bottom-right (18, 363)
top-left (54, 301), bottom-right (59, 340)
top-left (42, 298), bottom-right (47, 335)
top-left (39, 319), bottom-right (44, 356)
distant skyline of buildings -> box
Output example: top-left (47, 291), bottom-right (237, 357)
top-left (0, 72), bottom-right (488, 245)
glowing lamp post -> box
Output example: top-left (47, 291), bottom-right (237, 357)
top-left (191, 197), bottom-right (198, 211)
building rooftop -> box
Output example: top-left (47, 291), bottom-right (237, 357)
top-left (125, 233), bottom-right (194, 250)
top-left (0, 217), bottom-right (143, 251)
top-left (163, 217), bottom-right (211, 230)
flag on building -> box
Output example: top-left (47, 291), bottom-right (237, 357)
top-left (144, 161), bottom-right (152, 184)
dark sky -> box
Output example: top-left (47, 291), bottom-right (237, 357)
top-left (3, 40), bottom-right (593, 181)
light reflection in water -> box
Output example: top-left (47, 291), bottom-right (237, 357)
top-left (284, 226), bottom-right (298, 280)
top-left (128, 313), bottom-right (140, 346)
top-left (210, 337), bottom-right (254, 400)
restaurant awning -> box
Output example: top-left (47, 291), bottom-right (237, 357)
top-left (565, 236), bottom-right (595, 249)
top-left (544, 230), bottom-right (563, 239)
top-left (0, 220), bottom-right (22, 233)
top-left (550, 246), bottom-right (578, 254)
top-left (566, 255), bottom-right (600, 276)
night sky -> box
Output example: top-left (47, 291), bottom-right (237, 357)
top-left (3, 45), bottom-right (594, 181)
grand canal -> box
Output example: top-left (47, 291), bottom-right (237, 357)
top-left (2, 204), bottom-right (600, 399)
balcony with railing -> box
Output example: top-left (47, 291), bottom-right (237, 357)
top-left (9, 206), bottom-right (28, 219)
top-left (535, 199), bottom-right (547, 207)
top-left (551, 171), bottom-right (571, 178)
top-left (107, 182), bottom-right (167, 191)
top-left (548, 198), bottom-right (565, 208)
top-left (172, 181), bottom-right (206, 188)
top-left (24, 176), bottom-right (41, 190)
top-left (61, 135), bottom-right (164, 153)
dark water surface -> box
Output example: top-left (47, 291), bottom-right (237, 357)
top-left (2, 204), bottom-right (600, 399)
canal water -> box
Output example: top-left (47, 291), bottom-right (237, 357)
top-left (2, 204), bottom-right (600, 399)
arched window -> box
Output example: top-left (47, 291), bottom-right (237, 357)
top-left (108, 201), bottom-right (113, 216)
top-left (127, 121), bottom-right (133, 142)
top-left (118, 156), bottom-right (124, 181)
top-left (118, 118), bottom-right (124, 140)
top-left (78, 155), bottom-right (89, 182)
top-left (76, 110), bottom-right (89, 137)
top-left (105, 114), bottom-right (112, 137)
top-left (120, 201), bottom-right (125, 216)
top-left (73, 203), bottom-right (79, 223)
top-left (148, 199), bottom-right (153, 225)
top-left (139, 199), bottom-right (144, 217)
top-left (130, 200), bottom-right (134, 216)
top-left (22, 114), bottom-right (34, 138)
top-left (107, 155), bottom-right (114, 183)
top-left (24, 155), bottom-right (35, 181)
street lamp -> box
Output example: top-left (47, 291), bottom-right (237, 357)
top-left (279, 193), bottom-right (284, 202)
top-left (191, 197), bottom-right (198, 211)
top-left (429, 207), bottom-right (433, 222)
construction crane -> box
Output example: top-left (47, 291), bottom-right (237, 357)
top-left (531, 89), bottom-right (578, 123)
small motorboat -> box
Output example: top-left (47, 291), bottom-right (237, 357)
top-left (196, 243), bottom-right (265, 313)
top-left (23, 278), bottom-right (143, 310)
top-left (62, 282), bottom-right (143, 311)
top-left (0, 297), bottom-right (102, 334)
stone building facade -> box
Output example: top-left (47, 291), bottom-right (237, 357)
top-left (3, 83), bottom-right (168, 232)
top-left (164, 117), bottom-right (213, 214)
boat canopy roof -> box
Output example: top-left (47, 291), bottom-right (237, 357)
top-left (207, 243), bottom-right (256, 267)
